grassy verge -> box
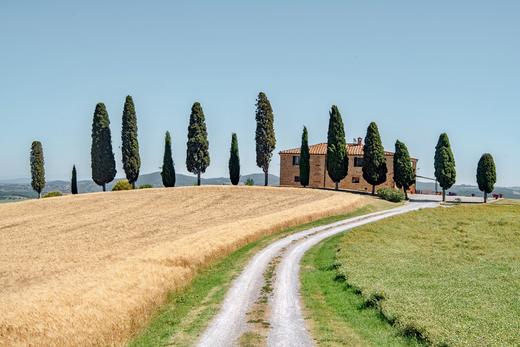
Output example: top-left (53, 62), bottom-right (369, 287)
top-left (301, 235), bottom-right (422, 347)
top-left (128, 200), bottom-right (395, 346)
top-left (328, 203), bottom-right (520, 346)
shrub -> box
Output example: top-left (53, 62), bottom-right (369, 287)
top-left (377, 187), bottom-right (405, 202)
top-left (43, 191), bottom-right (63, 198)
top-left (245, 178), bottom-right (254, 186)
top-left (112, 179), bottom-right (133, 191)
top-left (139, 184), bottom-right (153, 189)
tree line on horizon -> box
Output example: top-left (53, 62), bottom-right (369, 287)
top-left (27, 94), bottom-right (497, 202)
top-left (297, 105), bottom-right (497, 202)
top-left (28, 92), bottom-right (277, 197)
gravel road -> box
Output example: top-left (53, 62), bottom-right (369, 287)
top-left (197, 202), bottom-right (437, 347)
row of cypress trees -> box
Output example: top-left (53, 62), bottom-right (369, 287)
top-left (91, 92), bottom-right (276, 191)
top-left (27, 96), bottom-right (495, 201)
top-left (164, 93), bottom-right (275, 187)
top-left (29, 92), bottom-right (278, 196)
top-left (298, 105), bottom-right (496, 202)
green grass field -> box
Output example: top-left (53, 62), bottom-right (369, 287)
top-left (301, 234), bottom-right (422, 346)
top-left (128, 201), bottom-right (395, 346)
top-left (330, 203), bottom-right (520, 346)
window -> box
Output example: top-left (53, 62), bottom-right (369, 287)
top-left (352, 177), bottom-right (360, 183)
top-left (294, 176), bottom-right (300, 183)
top-left (292, 156), bottom-right (300, 166)
top-left (354, 157), bottom-right (364, 167)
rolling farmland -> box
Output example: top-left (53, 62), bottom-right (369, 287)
top-left (0, 186), bottom-right (368, 346)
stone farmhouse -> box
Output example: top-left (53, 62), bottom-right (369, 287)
top-left (279, 138), bottom-right (417, 193)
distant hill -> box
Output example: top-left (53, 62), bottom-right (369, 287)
top-left (416, 181), bottom-right (520, 199)
top-left (0, 172), bottom-right (280, 201)
top-left (135, 172), bottom-right (279, 188)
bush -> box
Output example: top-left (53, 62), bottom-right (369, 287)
top-left (245, 178), bottom-right (254, 186)
top-left (377, 187), bottom-right (405, 202)
top-left (112, 179), bottom-right (133, 191)
top-left (139, 184), bottom-right (153, 189)
top-left (43, 191), bottom-right (63, 198)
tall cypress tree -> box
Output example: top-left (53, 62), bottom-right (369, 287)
top-left (161, 131), bottom-right (176, 187)
top-left (476, 153), bottom-right (496, 203)
top-left (71, 165), bottom-right (78, 195)
top-left (393, 140), bottom-right (415, 200)
top-left (229, 133), bottom-right (240, 185)
top-left (434, 133), bottom-right (456, 202)
top-left (91, 103), bottom-right (116, 192)
top-left (186, 102), bottom-right (210, 185)
top-left (363, 122), bottom-right (387, 195)
top-left (121, 95), bottom-right (140, 188)
top-left (255, 92), bottom-right (276, 186)
top-left (300, 126), bottom-right (310, 188)
top-left (326, 105), bottom-right (348, 190)
top-left (30, 141), bottom-right (45, 198)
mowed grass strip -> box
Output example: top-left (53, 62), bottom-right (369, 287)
top-left (129, 202), bottom-right (396, 346)
top-left (335, 203), bottom-right (520, 346)
top-left (301, 232), bottom-right (422, 347)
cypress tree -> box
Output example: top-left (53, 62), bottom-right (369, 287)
top-left (71, 165), bottom-right (78, 195)
top-left (363, 122), bottom-right (388, 195)
top-left (393, 140), bottom-right (415, 200)
top-left (121, 95), bottom-right (140, 188)
top-left (255, 92), bottom-right (276, 186)
top-left (434, 133), bottom-right (456, 202)
top-left (300, 126), bottom-right (310, 187)
top-left (186, 102), bottom-right (210, 185)
top-left (91, 103), bottom-right (117, 192)
top-left (161, 131), bottom-right (176, 187)
top-left (326, 105), bottom-right (348, 190)
top-left (476, 153), bottom-right (496, 203)
top-left (229, 133), bottom-right (240, 185)
top-left (30, 141), bottom-right (45, 198)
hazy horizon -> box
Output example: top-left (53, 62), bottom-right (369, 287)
top-left (1, 1), bottom-right (519, 186)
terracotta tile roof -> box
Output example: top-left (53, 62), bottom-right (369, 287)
top-left (279, 142), bottom-right (398, 157)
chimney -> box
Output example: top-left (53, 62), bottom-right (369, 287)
top-left (357, 137), bottom-right (363, 145)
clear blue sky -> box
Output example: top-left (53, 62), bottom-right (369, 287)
top-left (1, 1), bottom-right (519, 186)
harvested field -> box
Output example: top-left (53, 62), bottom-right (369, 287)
top-left (0, 185), bottom-right (368, 346)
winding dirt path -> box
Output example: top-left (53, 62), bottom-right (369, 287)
top-left (197, 202), bottom-right (438, 347)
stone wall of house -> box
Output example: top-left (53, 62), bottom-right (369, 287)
top-left (324, 156), bottom-right (395, 192)
top-left (279, 153), bottom-right (417, 193)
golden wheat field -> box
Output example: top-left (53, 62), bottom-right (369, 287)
top-left (0, 185), bottom-right (368, 346)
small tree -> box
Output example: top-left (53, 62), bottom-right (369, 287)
top-left (30, 141), bottom-right (45, 198)
top-left (71, 165), bottom-right (78, 195)
top-left (229, 133), bottom-right (240, 185)
top-left (434, 133), bottom-right (456, 202)
top-left (476, 153), bottom-right (496, 203)
top-left (326, 105), bottom-right (348, 190)
top-left (300, 126), bottom-right (310, 187)
top-left (121, 95), bottom-right (141, 188)
top-left (186, 102), bottom-right (210, 185)
top-left (161, 131), bottom-right (176, 187)
top-left (393, 140), bottom-right (415, 200)
top-left (363, 122), bottom-right (387, 195)
top-left (255, 92), bottom-right (276, 186)
top-left (91, 103), bottom-right (116, 191)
